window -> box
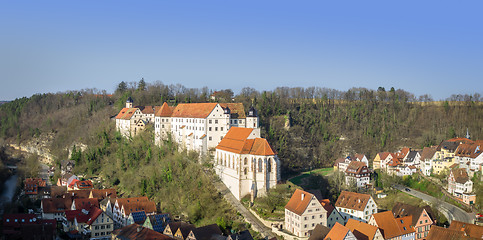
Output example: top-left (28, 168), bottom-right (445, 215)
top-left (221, 127), bottom-right (223, 131)
top-left (312, 216), bottom-right (315, 219)
top-left (215, 120), bottom-right (218, 124)
top-left (320, 215), bottom-right (323, 218)
top-left (209, 120), bottom-right (212, 124)
top-left (209, 127), bottom-right (212, 131)
top-left (304, 224), bottom-right (307, 228)
top-left (304, 217), bottom-right (307, 220)
top-left (209, 137), bottom-right (212, 140)
top-left (215, 127), bottom-right (218, 131)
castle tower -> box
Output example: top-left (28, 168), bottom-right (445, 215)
top-left (126, 97), bottom-right (133, 108)
top-left (246, 106), bottom-right (259, 128)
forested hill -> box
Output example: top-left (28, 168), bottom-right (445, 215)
top-left (0, 82), bottom-right (482, 177)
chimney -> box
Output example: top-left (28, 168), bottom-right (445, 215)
top-left (301, 193), bottom-right (305, 201)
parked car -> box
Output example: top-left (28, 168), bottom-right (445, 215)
top-left (405, 188), bottom-right (411, 192)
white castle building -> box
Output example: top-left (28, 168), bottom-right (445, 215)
top-left (115, 99), bottom-right (280, 200)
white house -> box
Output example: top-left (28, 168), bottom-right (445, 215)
top-left (455, 140), bottom-right (483, 175)
top-left (448, 168), bottom-right (476, 204)
top-left (335, 191), bottom-right (377, 223)
top-left (112, 197), bottom-right (156, 227)
top-left (284, 189), bottom-right (329, 237)
top-left (214, 127), bottom-right (279, 200)
top-left (420, 146), bottom-right (437, 176)
top-left (344, 161), bottom-right (370, 188)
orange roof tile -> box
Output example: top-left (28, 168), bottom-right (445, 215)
top-left (155, 102), bottom-right (174, 117)
top-left (335, 191), bottom-right (371, 211)
top-left (396, 216), bottom-right (415, 235)
top-left (455, 140), bottom-right (483, 159)
top-left (450, 168), bottom-right (470, 184)
top-left (324, 222), bottom-right (350, 240)
top-left (319, 199), bottom-right (335, 215)
top-left (345, 219), bottom-right (379, 240)
top-left (448, 220), bottom-right (483, 239)
top-left (115, 108), bottom-right (139, 120)
top-left (216, 127), bottom-right (276, 156)
top-left (371, 211), bottom-right (403, 239)
top-left (171, 103), bottom-right (218, 118)
top-left (345, 161), bottom-right (368, 174)
top-left (285, 189), bottom-right (317, 215)
top-left (219, 103), bottom-right (246, 119)
top-left (73, 198), bottom-right (99, 210)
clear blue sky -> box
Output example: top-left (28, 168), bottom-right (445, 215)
top-left (1, 0), bottom-right (482, 100)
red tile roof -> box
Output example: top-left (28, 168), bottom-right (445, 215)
top-left (171, 103), bottom-right (218, 118)
top-left (319, 199), bottom-right (335, 215)
top-left (448, 221), bottom-right (483, 239)
top-left (324, 222), bottom-right (350, 240)
top-left (450, 168), bottom-right (470, 184)
top-left (74, 180), bottom-right (93, 189)
top-left (41, 198), bottom-right (73, 213)
top-left (371, 211), bottom-right (405, 239)
top-left (89, 188), bottom-right (117, 199)
top-left (345, 161), bottom-right (368, 175)
top-left (65, 205), bottom-right (104, 226)
top-left (455, 140), bottom-right (483, 159)
top-left (335, 191), bottom-right (371, 211)
top-left (345, 219), bottom-right (379, 240)
top-left (116, 108), bottom-right (139, 120)
top-left (155, 102), bottom-right (174, 117)
top-left (219, 103), bottom-right (246, 119)
top-left (285, 189), bottom-right (317, 215)
top-left (73, 198), bottom-right (99, 210)
top-left (426, 225), bottom-right (472, 240)
top-left (216, 127), bottom-right (276, 156)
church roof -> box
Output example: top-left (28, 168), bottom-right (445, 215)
top-left (216, 127), bottom-right (276, 156)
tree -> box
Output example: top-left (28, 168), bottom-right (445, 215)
top-left (116, 81), bottom-right (127, 94)
top-left (138, 78), bottom-right (146, 91)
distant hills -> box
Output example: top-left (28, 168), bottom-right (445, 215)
top-left (0, 101), bottom-right (9, 106)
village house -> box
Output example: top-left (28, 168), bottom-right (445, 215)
top-left (186, 224), bottom-right (223, 240)
top-left (373, 152), bottom-right (395, 171)
top-left (335, 191), bottom-right (377, 223)
top-left (447, 168), bottom-right (476, 204)
top-left (163, 222), bottom-right (196, 239)
top-left (143, 213), bottom-right (171, 233)
top-left (368, 211), bottom-right (415, 240)
top-left (57, 173), bottom-right (79, 187)
top-left (24, 178), bottom-right (47, 198)
top-left (319, 199), bottom-right (345, 228)
top-left (285, 189), bottom-right (331, 237)
top-left (126, 211), bottom-right (147, 226)
top-left (420, 146), bottom-right (437, 176)
top-left (308, 224), bottom-right (331, 240)
top-left (335, 154), bottom-right (368, 173)
top-left (426, 220), bottom-right (483, 240)
top-left (392, 202), bottom-right (435, 240)
top-left (89, 188), bottom-right (117, 200)
top-left (41, 197), bottom-right (73, 221)
top-left (324, 222), bottom-right (357, 240)
top-left (455, 140), bottom-right (483, 176)
top-left (113, 197), bottom-right (157, 227)
top-left (113, 224), bottom-right (175, 240)
top-left (432, 137), bottom-right (474, 174)
top-left (403, 150), bottom-right (421, 167)
top-left (344, 161), bottom-right (370, 188)
top-left (115, 97), bottom-right (159, 138)
top-left (62, 205), bottom-right (114, 239)
top-left (345, 219), bottom-right (384, 240)
top-left (214, 127), bottom-right (280, 200)
top-left (71, 198), bottom-right (99, 210)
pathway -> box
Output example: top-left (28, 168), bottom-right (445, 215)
top-left (393, 184), bottom-right (475, 224)
top-left (211, 179), bottom-right (275, 239)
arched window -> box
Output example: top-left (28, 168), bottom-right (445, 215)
top-left (258, 159), bottom-right (263, 172)
top-left (267, 159), bottom-right (272, 173)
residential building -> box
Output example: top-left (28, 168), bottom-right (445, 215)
top-left (455, 140), bottom-right (483, 175)
top-left (226, 230), bottom-right (254, 240)
top-left (392, 202), bottom-right (435, 240)
top-left (285, 189), bottom-right (330, 237)
top-left (432, 138), bottom-right (474, 174)
top-left (214, 127), bottom-right (280, 200)
top-left (143, 213), bottom-right (171, 233)
top-left (112, 197), bottom-right (157, 227)
top-left (426, 226), bottom-right (473, 240)
top-left (24, 178), bottom-right (47, 198)
top-left (323, 222), bottom-right (356, 240)
top-left (420, 146), bottom-right (437, 176)
top-left (2, 213), bottom-right (56, 240)
top-left (72, 180), bottom-right (94, 190)
top-left (71, 198), bottom-right (99, 210)
top-left (113, 224), bottom-right (175, 240)
top-left (336, 154), bottom-right (368, 173)
top-left (126, 211), bottom-right (147, 225)
top-left (447, 220), bottom-right (483, 239)
top-left (308, 224), bottom-right (330, 240)
top-left (344, 161), bottom-right (370, 188)
top-left (62, 205), bottom-right (114, 239)
top-left (319, 199), bottom-right (344, 228)
top-left (373, 152), bottom-right (395, 171)
top-left (345, 219), bottom-right (384, 240)
top-left (448, 168), bottom-right (475, 204)
top-left (186, 224), bottom-right (223, 240)
top-left (335, 191), bottom-right (377, 223)
top-left (57, 173), bottom-right (79, 187)
top-left (368, 211), bottom-right (415, 240)
top-left (89, 188), bottom-right (117, 200)
top-left (41, 197), bottom-right (73, 221)
top-left (403, 150), bottom-right (421, 167)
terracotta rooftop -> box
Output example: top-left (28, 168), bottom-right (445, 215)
top-left (421, 146), bottom-right (437, 160)
top-left (370, 211), bottom-right (404, 239)
top-left (123, 201), bottom-right (157, 216)
top-left (392, 202), bottom-right (435, 227)
top-left (450, 168), bottom-right (470, 184)
top-left (455, 140), bottom-right (483, 159)
top-left (116, 107), bottom-right (139, 120)
top-left (426, 225), bottom-right (473, 240)
top-left (64, 189), bottom-right (92, 199)
top-left (41, 198), bottom-right (73, 213)
top-left (89, 188), bottom-right (117, 199)
top-left (73, 198), bottom-right (99, 210)
top-left (171, 103), bottom-right (218, 118)
top-left (319, 199), bottom-right (335, 215)
top-left (396, 216), bottom-right (415, 235)
top-left (219, 103), bottom-right (246, 119)
top-left (324, 222), bottom-right (351, 240)
top-left (448, 220), bottom-right (483, 239)
top-left (216, 127), bottom-right (276, 156)
top-left (285, 189), bottom-right (317, 215)
top-left (335, 191), bottom-right (371, 211)
top-left (113, 224), bottom-right (175, 240)
top-left (345, 218), bottom-right (379, 240)
top-left (155, 102), bottom-right (175, 117)
top-left (345, 161), bottom-right (368, 175)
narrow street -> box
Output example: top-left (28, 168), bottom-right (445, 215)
top-left (393, 184), bottom-right (475, 224)
top-left (211, 179), bottom-right (275, 239)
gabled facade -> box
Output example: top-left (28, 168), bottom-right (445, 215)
top-left (344, 161), bottom-right (370, 188)
top-left (319, 199), bottom-right (344, 228)
top-left (455, 140), bottom-right (483, 175)
top-left (392, 202), bottom-right (435, 240)
top-left (420, 146), bottom-right (437, 176)
top-left (62, 206), bottom-right (114, 239)
top-left (186, 224), bottom-right (223, 240)
top-left (214, 127), bottom-right (280, 200)
top-left (335, 191), bottom-right (377, 223)
top-left (285, 189), bottom-right (329, 237)
top-left (324, 222), bottom-right (357, 240)
top-left (41, 197), bottom-right (73, 221)
top-left (345, 219), bottom-right (384, 240)
top-left (448, 168), bottom-right (475, 204)
top-left (143, 213), bottom-right (171, 233)
top-left (368, 211), bottom-right (415, 240)
top-left (112, 197), bottom-right (156, 227)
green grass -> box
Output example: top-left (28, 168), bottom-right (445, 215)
top-left (376, 190), bottom-right (424, 211)
top-left (288, 167), bottom-right (334, 185)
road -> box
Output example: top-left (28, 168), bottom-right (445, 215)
top-left (212, 179), bottom-right (275, 239)
top-left (393, 184), bottom-right (475, 224)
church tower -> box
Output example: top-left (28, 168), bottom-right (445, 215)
top-left (126, 97), bottom-right (133, 108)
top-left (246, 106), bottom-right (259, 128)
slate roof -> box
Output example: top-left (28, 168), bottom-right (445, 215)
top-left (216, 127), bottom-right (276, 156)
top-left (285, 189), bottom-right (317, 215)
top-left (147, 214), bottom-right (170, 233)
top-left (131, 211), bottom-right (147, 224)
top-left (113, 224), bottom-right (175, 240)
top-left (404, 151), bottom-right (419, 163)
top-left (189, 224), bottom-right (223, 240)
top-left (450, 168), bottom-right (470, 184)
top-left (345, 219), bottom-right (379, 240)
top-left (335, 191), bottom-right (371, 211)
top-left (227, 230), bottom-right (254, 240)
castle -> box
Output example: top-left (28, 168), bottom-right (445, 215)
top-left (115, 98), bottom-right (280, 200)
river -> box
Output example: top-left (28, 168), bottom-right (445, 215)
top-left (0, 173), bottom-right (18, 212)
